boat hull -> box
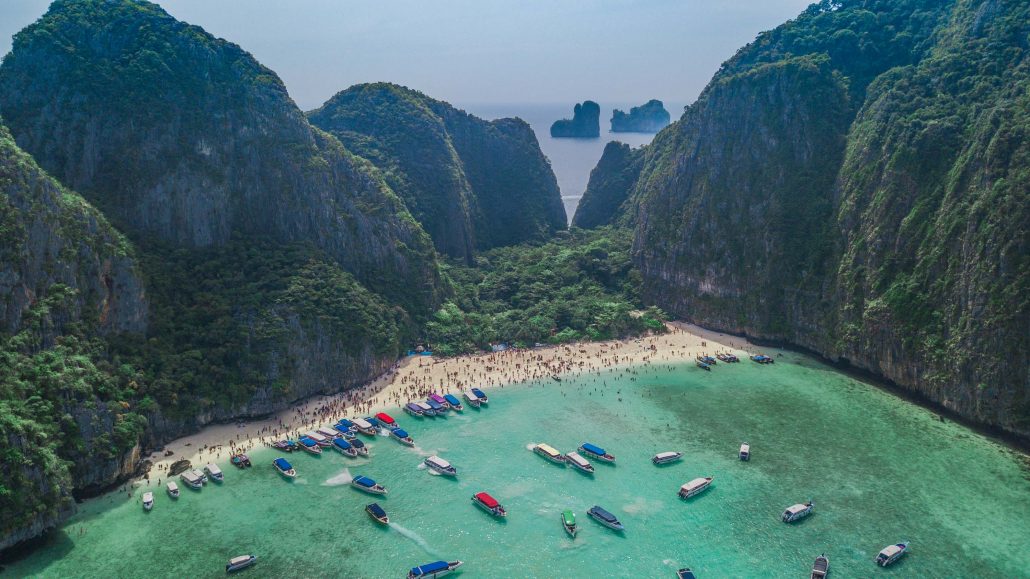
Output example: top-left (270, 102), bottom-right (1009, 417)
top-left (534, 448), bottom-right (565, 464)
top-left (353, 483), bottom-right (387, 495)
top-left (588, 511), bottom-right (624, 531)
top-left (472, 497), bottom-right (506, 517)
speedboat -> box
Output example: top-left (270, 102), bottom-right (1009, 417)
top-left (226, 555), bottom-right (257, 573)
top-left (336, 419), bottom-right (357, 433)
top-left (352, 475), bottom-right (388, 495)
top-left (391, 428), bottom-right (415, 446)
top-left (652, 451), bottom-right (683, 465)
top-left (142, 491), bottom-right (154, 511)
top-left (337, 429), bottom-right (357, 440)
top-left (230, 453), bottom-right (251, 468)
top-left (750, 354), bottom-right (775, 364)
top-left (375, 412), bottom-right (398, 430)
top-left (349, 437), bottom-right (369, 456)
top-left (697, 354), bottom-right (717, 365)
top-left (875, 542), bottom-right (908, 567)
top-left (166, 481), bottom-right (179, 499)
top-left (462, 389), bottom-right (481, 408)
top-left (739, 443), bottom-right (751, 461)
top-left (333, 422), bottom-right (356, 436)
top-left (416, 401), bottom-right (436, 416)
top-left (180, 470), bottom-right (203, 490)
top-left (679, 477), bottom-right (714, 499)
top-left (273, 457), bottom-right (296, 478)
top-left (429, 393), bottom-right (449, 410)
top-left (332, 438), bottom-right (358, 457)
top-left (443, 393), bottom-right (463, 411)
top-left (366, 502), bottom-right (389, 524)
top-left (470, 387), bottom-right (489, 404)
top-left (561, 509), bottom-right (577, 538)
top-left (472, 492), bottom-right (506, 517)
top-left (587, 505), bottom-right (624, 531)
top-left (579, 443), bottom-right (615, 463)
top-left (565, 452), bottom-right (595, 474)
top-left (534, 443), bottom-right (565, 464)
top-left (298, 436), bottom-right (323, 455)
top-left (204, 463), bottom-right (224, 483)
top-left (782, 501), bottom-right (814, 523)
top-left (696, 360), bottom-right (711, 371)
top-left (273, 439), bottom-right (298, 452)
top-left (317, 426), bottom-right (342, 441)
top-left (811, 554), bottom-right (829, 578)
top-left (425, 455), bottom-right (457, 476)
top-left (353, 418), bottom-right (377, 435)
top-left (425, 398), bottom-right (446, 415)
top-left (408, 560), bottom-right (464, 579)
top-left (305, 431), bottom-right (333, 447)
top-left (716, 353), bottom-right (739, 363)
top-left (191, 469), bottom-right (208, 485)
top-left (405, 402), bottom-right (425, 417)
top-left (677, 569), bottom-right (697, 579)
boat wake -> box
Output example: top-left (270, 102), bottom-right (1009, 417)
top-left (390, 523), bottom-right (443, 557)
top-left (525, 442), bottom-right (538, 452)
top-left (322, 468), bottom-right (354, 486)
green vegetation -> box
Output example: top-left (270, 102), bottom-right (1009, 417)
top-left (425, 228), bottom-right (666, 356)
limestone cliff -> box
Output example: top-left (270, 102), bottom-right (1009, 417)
top-left (611, 100), bottom-right (671, 133)
top-left (571, 141), bottom-right (643, 229)
top-left (550, 101), bottom-right (601, 138)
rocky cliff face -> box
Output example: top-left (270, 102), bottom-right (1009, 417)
top-left (612, 0), bottom-right (1029, 437)
top-left (571, 141), bottom-right (643, 229)
top-left (611, 99), bottom-right (671, 133)
top-left (550, 101), bottom-right (601, 138)
top-left (309, 83), bottom-right (566, 260)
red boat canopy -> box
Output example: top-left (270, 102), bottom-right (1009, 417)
top-left (475, 492), bottom-right (499, 508)
top-left (375, 412), bottom-right (395, 424)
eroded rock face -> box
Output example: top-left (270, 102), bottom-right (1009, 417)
top-left (572, 141), bottom-right (644, 229)
top-left (611, 100), bottom-right (671, 133)
top-left (551, 101), bottom-right (601, 138)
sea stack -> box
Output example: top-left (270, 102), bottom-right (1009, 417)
top-left (550, 100), bottom-right (601, 138)
top-left (611, 99), bottom-right (670, 133)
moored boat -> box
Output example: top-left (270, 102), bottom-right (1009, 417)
top-left (405, 402), bottom-right (425, 417)
top-left (696, 360), bottom-right (711, 371)
top-left (391, 428), bottom-right (415, 446)
top-left (375, 412), bottom-right (398, 430)
top-left (470, 387), bottom-right (489, 404)
top-left (273, 439), bottom-right (298, 452)
top-left (226, 554), bottom-right (257, 573)
top-left (351, 475), bottom-right (388, 495)
top-left (317, 426), bottom-right (342, 440)
top-left (811, 554), bottom-right (829, 578)
top-left (230, 453), bottom-right (251, 468)
top-left (415, 401), bottom-right (436, 416)
top-left (142, 491), bottom-right (154, 511)
top-left (365, 416), bottom-right (383, 433)
top-left (652, 451), bottom-right (683, 465)
top-left (180, 470), bottom-right (203, 490)
top-left (565, 451), bottom-right (595, 474)
top-left (587, 505), bottom-right (624, 531)
top-left (273, 457), bottom-right (296, 478)
top-left (472, 491), bottom-right (507, 517)
top-left (349, 437), bottom-right (369, 456)
top-left (429, 394), bottom-right (449, 411)
top-left (679, 476), bottom-right (714, 499)
top-left (561, 509), bottom-right (577, 538)
top-left (716, 352), bottom-right (739, 363)
top-left (875, 542), bottom-right (908, 567)
top-left (306, 431), bottom-right (333, 447)
top-left (191, 468), bottom-right (209, 485)
top-left (750, 354), bottom-right (775, 364)
top-left (166, 481), bottom-right (179, 499)
top-left (697, 354), bottom-right (717, 365)
top-left (332, 438), bottom-right (358, 457)
top-left (366, 502), bottom-right (389, 524)
top-left (534, 443), bottom-right (565, 464)
top-left (443, 393), bottom-right (463, 411)
top-left (782, 501), bottom-right (814, 523)
top-left (739, 442), bottom-right (750, 461)
top-left (353, 418), bottom-right (377, 435)
top-left (408, 560), bottom-right (464, 579)
top-left (677, 569), bottom-right (697, 579)
top-left (579, 443), bottom-right (615, 463)
top-left (462, 389), bottom-right (481, 408)
top-left (205, 463), bottom-right (224, 483)
top-left (425, 398), bottom-right (446, 415)
top-left (336, 419), bottom-right (357, 433)
top-left (424, 455), bottom-right (457, 476)
top-left (298, 436), bottom-right (323, 455)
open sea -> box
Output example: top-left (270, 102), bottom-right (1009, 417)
top-left (7, 352), bottom-right (1029, 578)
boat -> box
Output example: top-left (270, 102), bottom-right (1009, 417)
top-left (205, 463), bottom-right (224, 483)
top-left (679, 476), bottom-right (714, 499)
top-left (534, 443), bottom-right (565, 464)
top-left (471, 491), bottom-right (507, 517)
top-left (180, 470), bottom-right (203, 490)
top-left (716, 353), bottom-right (739, 363)
top-left (443, 393), bottom-right (463, 411)
top-left (273, 457), bottom-right (296, 478)
top-left (424, 455), bottom-right (457, 476)
top-left (462, 389), bottom-right (481, 408)
top-left (298, 436), bottom-right (323, 455)
top-left (782, 501), bottom-right (814, 523)
top-left (652, 451), bottom-right (683, 465)
top-left (416, 401), bottom-right (436, 416)
top-left (375, 412), bottom-right (398, 430)
top-left (305, 430), bottom-right (333, 447)
top-left (425, 398), bottom-right (446, 415)
top-left (366, 502), bottom-right (389, 524)
top-left (333, 422), bottom-right (356, 436)
top-left (697, 354), bottom-right (717, 365)
top-left (587, 505), bottom-right (624, 531)
top-left (391, 428), bottom-right (415, 446)
top-left (332, 438), bottom-right (358, 457)
top-left (338, 429), bottom-right (357, 440)
top-left (272, 439), bottom-right (298, 452)
top-left (407, 560), bottom-right (464, 578)
top-left (677, 569), bottom-right (697, 579)
top-left (317, 426), bottom-right (342, 440)
top-left (750, 354), bottom-right (775, 364)
top-left (349, 437), bottom-right (370, 456)
top-left (142, 491), bottom-right (154, 511)
top-left (875, 542), bottom-right (908, 567)
top-left (696, 360), bottom-right (711, 371)
top-left (565, 451), bottom-right (595, 474)
top-left (336, 419), bottom-right (357, 433)
top-left (365, 416), bottom-right (384, 433)
top-left (579, 443), bottom-right (615, 463)
top-left (739, 442), bottom-right (750, 461)
top-left (470, 387), bottom-right (489, 404)
top-left (351, 475), bottom-right (388, 495)
top-left (561, 509), bottom-right (577, 538)
top-left (226, 554), bottom-right (257, 573)
top-left (166, 481), bottom-right (179, 499)
top-left (353, 418), bottom-right (377, 435)
top-left (191, 468), bottom-right (209, 485)
top-left (405, 402), bottom-right (425, 417)
top-left (230, 453), bottom-right (251, 468)
top-left (429, 393), bottom-right (449, 410)
top-left (811, 554), bottom-right (829, 578)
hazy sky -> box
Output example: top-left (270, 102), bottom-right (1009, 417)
top-left (0, 0), bottom-right (812, 111)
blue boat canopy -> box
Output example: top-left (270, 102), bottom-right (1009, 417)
top-left (590, 506), bottom-right (617, 522)
top-left (471, 388), bottom-right (486, 396)
top-left (406, 403), bottom-right (422, 410)
top-left (274, 458), bottom-right (292, 470)
top-left (443, 394), bottom-right (461, 405)
top-left (333, 438), bottom-right (352, 449)
top-left (367, 503), bottom-right (387, 517)
top-left (394, 429), bottom-right (409, 438)
top-left (350, 438), bottom-right (365, 448)
top-left (412, 561), bottom-right (449, 575)
top-left (300, 436), bottom-right (317, 446)
top-left (582, 443), bottom-right (606, 456)
top-left (353, 476), bottom-right (375, 487)
top-left (366, 417), bottom-right (381, 426)
top-left (338, 419), bottom-right (355, 427)
top-left (426, 399), bottom-right (444, 409)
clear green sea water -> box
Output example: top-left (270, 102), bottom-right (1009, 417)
top-left (7, 354), bottom-right (1030, 578)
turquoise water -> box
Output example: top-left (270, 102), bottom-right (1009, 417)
top-left (7, 354), bottom-right (1030, 578)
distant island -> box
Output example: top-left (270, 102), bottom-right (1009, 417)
top-left (550, 100), bottom-right (600, 138)
top-left (611, 99), bottom-right (670, 133)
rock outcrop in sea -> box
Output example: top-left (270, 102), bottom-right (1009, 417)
top-left (550, 101), bottom-right (601, 138)
top-left (610, 100), bottom-right (670, 133)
